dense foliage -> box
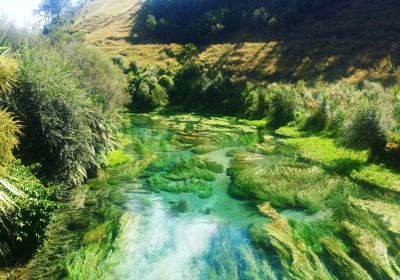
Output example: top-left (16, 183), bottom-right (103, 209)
top-left (0, 110), bottom-right (21, 177)
top-left (127, 65), bottom-right (171, 111)
top-left (127, 59), bottom-right (399, 162)
top-left (0, 162), bottom-right (58, 263)
top-left (0, 24), bottom-right (127, 263)
top-left (133, 0), bottom-right (368, 43)
top-left (131, 0), bottom-right (400, 44)
top-left (2, 40), bottom-right (126, 186)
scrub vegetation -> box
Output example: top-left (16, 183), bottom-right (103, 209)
top-left (0, 2), bottom-right (127, 267)
top-left (1, 0), bottom-right (400, 279)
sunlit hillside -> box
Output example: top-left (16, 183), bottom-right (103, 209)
top-left (73, 0), bottom-right (400, 84)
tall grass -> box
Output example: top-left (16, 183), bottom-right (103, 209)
top-left (0, 110), bottom-right (21, 177)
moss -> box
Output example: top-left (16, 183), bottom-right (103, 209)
top-left (348, 198), bottom-right (400, 236)
top-left (284, 136), bottom-right (368, 175)
top-left (351, 164), bottom-right (400, 193)
top-left (275, 125), bottom-right (305, 138)
top-left (164, 156), bottom-right (222, 182)
top-left (226, 149), bottom-right (240, 157)
top-left (229, 154), bottom-right (356, 213)
top-left (107, 177), bottom-right (121, 186)
top-left (290, 220), bottom-right (338, 254)
top-left (205, 160), bottom-right (224, 173)
top-left (171, 200), bottom-right (188, 213)
top-left (147, 175), bottom-right (213, 199)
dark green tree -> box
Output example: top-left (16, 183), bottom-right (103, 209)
top-left (37, 0), bottom-right (71, 26)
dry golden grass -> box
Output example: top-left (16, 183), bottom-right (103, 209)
top-left (73, 0), bottom-right (400, 84)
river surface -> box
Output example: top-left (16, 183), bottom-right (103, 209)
top-left (110, 116), bottom-right (273, 279)
top-left (18, 114), bottom-right (301, 279)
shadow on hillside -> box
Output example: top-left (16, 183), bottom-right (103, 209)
top-left (125, 0), bottom-right (400, 84)
top-left (204, 40), bottom-right (400, 85)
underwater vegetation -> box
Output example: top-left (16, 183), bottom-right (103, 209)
top-left (6, 113), bottom-right (399, 280)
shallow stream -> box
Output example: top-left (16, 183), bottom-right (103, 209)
top-left (17, 114), bottom-right (319, 280)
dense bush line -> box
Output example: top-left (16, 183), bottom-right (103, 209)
top-left (126, 61), bottom-right (400, 162)
top-left (3, 39), bottom-right (126, 186)
top-left (134, 0), bottom-right (344, 43)
top-left (0, 29), bottom-right (127, 263)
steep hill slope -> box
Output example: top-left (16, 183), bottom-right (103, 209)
top-left (73, 0), bottom-right (400, 84)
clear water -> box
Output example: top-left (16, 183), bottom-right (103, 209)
top-left (110, 130), bottom-right (272, 279)
top-left (19, 114), bottom-right (296, 279)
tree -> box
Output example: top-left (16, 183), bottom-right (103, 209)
top-left (146, 15), bottom-right (158, 32)
top-left (37, 0), bottom-right (71, 26)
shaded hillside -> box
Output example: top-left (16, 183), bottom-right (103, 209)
top-left (73, 0), bottom-right (400, 84)
top-left (131, 0), bottom-right (400, 44)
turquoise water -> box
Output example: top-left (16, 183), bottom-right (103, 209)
top-left (19, 114), bottom-right (296, 279)
top-left (110, 123), bottom-right (272, 279)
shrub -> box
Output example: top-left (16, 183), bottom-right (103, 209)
top-left (126, 61), bottom-right (139, 74)
top-left (128, 65), bottom-right (171, 111)
top-left (158, 75), bottom-right (174, 90)
top-left (148, 83), bottom-right (169, 109)
top-left (146, 15), bottom-right (158, 32)
top-left (111, 55), bottom-right (124, 68)
top-left (0, 54), bottom-right (18, 94)
top-left (171, 63), bottom-right (203, 104)
top-left (344, 102), bottom-right (388, 154)
top-left (270, 85), bottom-right (297, 128)
top-left (0, 162), bottom-right (58, 263)
top-left (342, 83), bottom-right (395, 155)
top-left (242, 83), bottom-right (270, 119)
top-left (7, 45), bottom-right (111, 186)
top-left (303, 94), bottom-right (329, 131)
top-left (0, 110), bottom-right (21, 176)
top-left (175, 43), bottom-right (200, 64)
top-left (58, 42), bottom-right (127, 113)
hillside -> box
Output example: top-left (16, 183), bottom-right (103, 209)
top-left (73, 0), bottom-right (400, 84)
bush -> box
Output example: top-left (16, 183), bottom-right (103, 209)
top-left (242, 82), bottom-right (270, 119)
top-left (6, 45), bottom-right (115, 186)
top-left (270, 85), bottom-right (297, 128)
top-left (159, 75), bottom-right (174, 90)
top-left (58, 42), bottom-right (127, 113)
top-left (0, 162), bottom-right (58, 263)
top-left (148, 83), bottom-right (169, 109)
top-left (0, 54), bottom-right (18, 94)
top-left (111, 55), bottom-right (124, 68)
top-left (342, 82), bottom-right (395, 156)
top-left (129, 65), bottom-right (170, 111)
top-left (344, 102), bottom-right (390, 155)
top-left (303, 94), bottom-right (329, 131)
top-left (0, 111), bottom-right (21, 176)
